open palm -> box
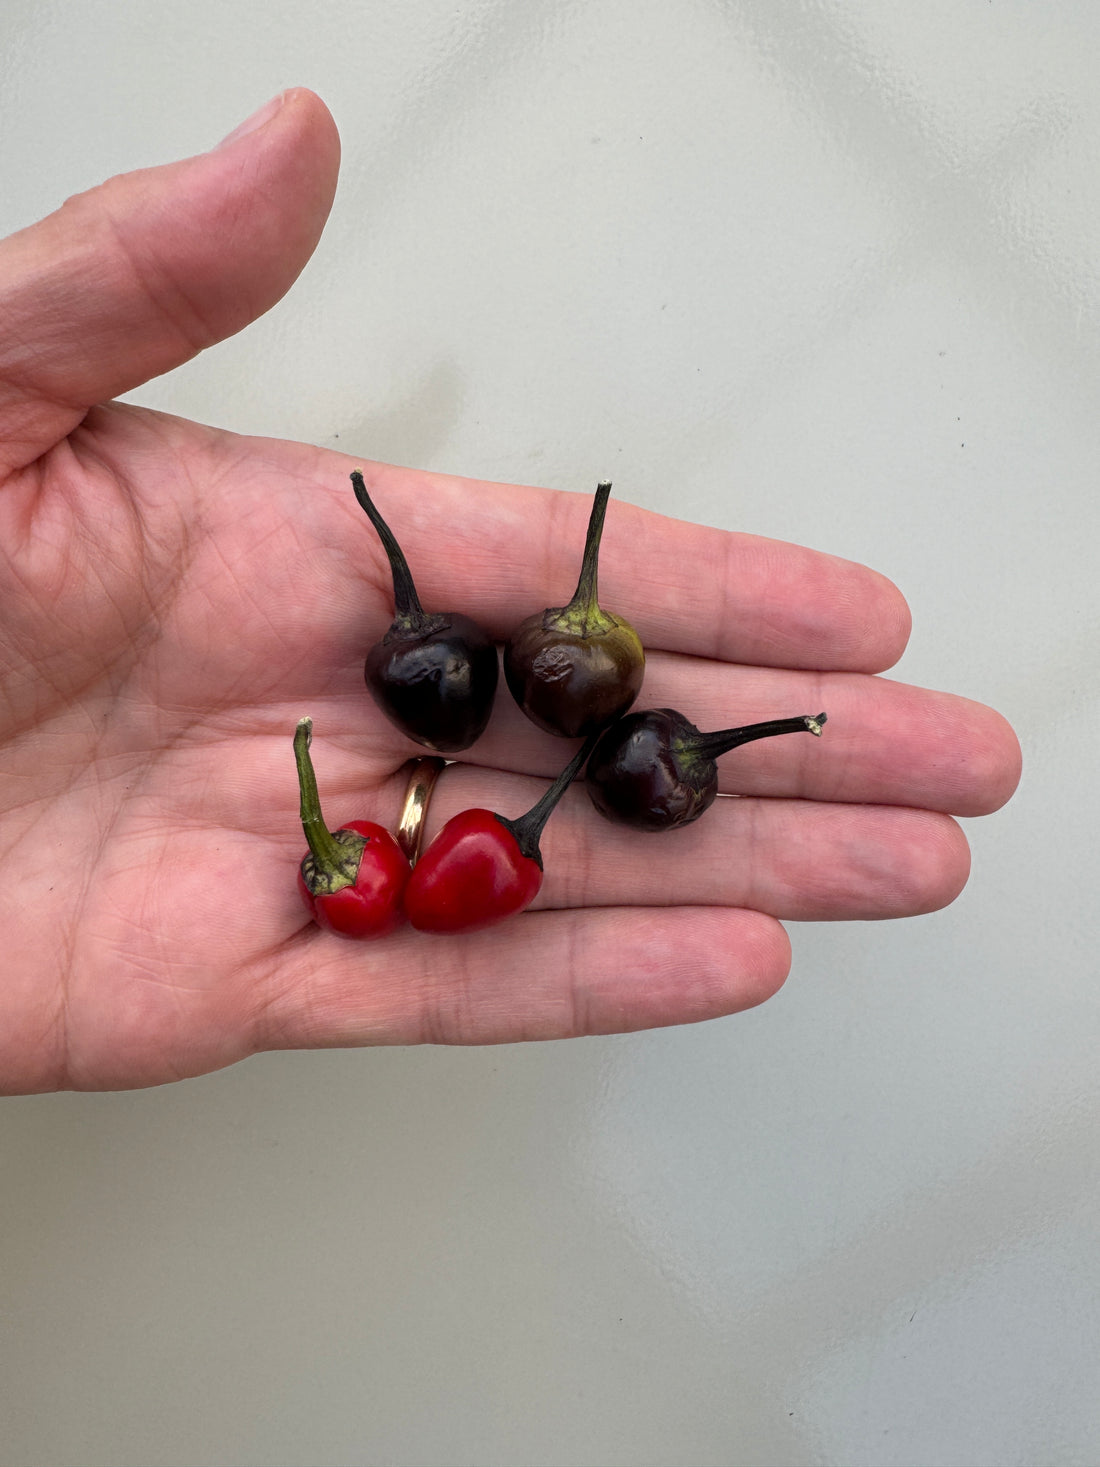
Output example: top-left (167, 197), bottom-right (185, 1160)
top-left (0, 91), bottom-right (1020, 1094)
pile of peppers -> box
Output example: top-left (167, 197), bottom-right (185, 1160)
top-left (293, 474), bottom-right (827, 938)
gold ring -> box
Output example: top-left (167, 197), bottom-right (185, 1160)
top-left (396, 756), bottom-right (448, 863)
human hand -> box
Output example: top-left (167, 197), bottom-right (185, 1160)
top-left (0, 90), bottom-right (1021, 1093)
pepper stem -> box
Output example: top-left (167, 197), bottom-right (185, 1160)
top-left (691, 712), bottom-right (827, 763)
top-left (351, 470), bottom-right (425, 625)
top-left (563, 480), bottom-right (613, 627)
top-left (294, 718), bottom-right (355, 874)
top-left (498, 733), bottom-right (600, 867)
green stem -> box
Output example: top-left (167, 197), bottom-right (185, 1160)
top-left (351, 470), bottom-right (425, 625)
top-left (564, 481), bottom-right (613, 622)
top-left (500, 733), bottom-right (600, 866)
top-left (294, 718), bottom-right (350, 872)
top-left (692, 712), bottom-right (826, 763)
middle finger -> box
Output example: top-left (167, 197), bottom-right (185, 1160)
top-left (457, 652), bottom-right (1019, 818)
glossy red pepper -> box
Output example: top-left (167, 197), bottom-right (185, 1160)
top-left (405, 737), bottom-right (596, 934)
top-left (293, 718), bottom-right (410, 938)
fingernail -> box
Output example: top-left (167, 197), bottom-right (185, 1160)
top-left (215, 91), bottom-right (286, 149)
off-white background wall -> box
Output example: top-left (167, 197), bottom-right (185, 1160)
top-left (1, 4), bottom-right (1097, 1465)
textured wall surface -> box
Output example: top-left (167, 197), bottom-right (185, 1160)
top-left (1, 5), bottom-right (1096, 1465)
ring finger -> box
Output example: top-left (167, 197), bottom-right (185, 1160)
top-left (403, 759), bottom-right (971, 922)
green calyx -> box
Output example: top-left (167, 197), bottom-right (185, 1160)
top-left (548, 480), bottom-right (618, 637)
top-left (294, 718), bottom-right (364, 894)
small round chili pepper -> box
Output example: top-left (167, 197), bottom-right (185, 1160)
top-left (293, 717), bottom-right (410, 938)
top-left (504, 480), bottom-right (644, 739)
top-left (352, 471), bottom-right (499, 753)
top-left (404, 736), bottom-right (596, 934)
top-left (586, 707), bottom-right (827, 831)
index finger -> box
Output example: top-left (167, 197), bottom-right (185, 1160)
top-left (342, 460), bottom-right (912, 675)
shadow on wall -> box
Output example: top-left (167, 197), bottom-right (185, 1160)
top-left (342, 358), bottom-right (465, 469)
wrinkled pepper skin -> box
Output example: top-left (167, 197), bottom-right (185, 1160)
top-left (366, 614), bottom-right (499, 753)
top-left (586, 707), bottom-right (827, 832)
top-left (503, 612), bottom-right (643, 739)
top-left (404, 809), bottom-right (543, 934)
top-left (298, 818), bottom-right (410, 939)
top-left (586, 708), bottom-right (709, 830)
top-left (503, 481), bottom-right (644, 740)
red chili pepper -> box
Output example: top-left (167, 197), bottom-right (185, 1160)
top-left (293, 718), bottom-right (410, 938)
top-left (405, 736), bottom-right (595, 934)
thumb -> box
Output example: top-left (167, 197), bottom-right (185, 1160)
top-left (0, 88), bottom-right (340, 476)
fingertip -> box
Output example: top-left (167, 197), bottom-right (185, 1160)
top-left (195, 86), bottom-right (340, 296)
top-left (725, 907), bottom-right (793, 1011)
top-left (973, 707), bottom-right (1023, 814)
top-left (213, 86), bottom-right (339, 158)
top-left (933, 699), bottom-right (1023, 817)
top-left (796, 550), bottom-right (913, 675)
top-left (862, 564), bottom-right (913, 672)
top-left (0, 87), bottom-right (343, 472)
top-left (880, 810), bottom-right (974, 916)
top-left (579, 906), bottom-right (794, 1032)
top-left (267, 86), bottom-right (342, 193)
